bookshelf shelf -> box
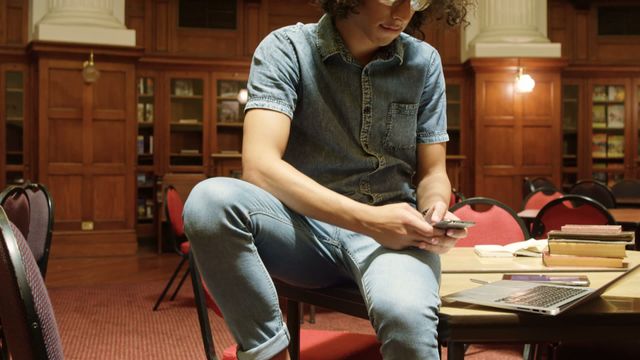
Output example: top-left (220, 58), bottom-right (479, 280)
top-left (2, 67), bottom-right (27, 188)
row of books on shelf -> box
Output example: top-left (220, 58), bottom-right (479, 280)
top-left (137, 135), bottom-right (153, 155)
top-left (592, 133), bottom-right (624, 158)
top-left (542, 225), bottom-right (634, 268)
top-left (592, 104), bottom-right (624, 129)
top-left (137, 103), bottom-right (154, 123)
top-left (138, 77), bottom-right (154, 96)
top-left (592, 85), bottom-right (625, 102)
top-left (136, 198), bottom-right (154, 219)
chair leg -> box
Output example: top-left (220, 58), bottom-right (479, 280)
top-left (189, 252), bottom-right (217, 360)
top-left (308, 304), bottom-right (316, 324)
top-left (153, 256), bottom-right (187, 311)
top-left (1, 328), bottom-right (8, 360)
top-left (169, 264), bottom-right (191, 301)
top-left (447, 341), bottom-right (466, 360)
top-left (286, 299), bottom-right (301, 360)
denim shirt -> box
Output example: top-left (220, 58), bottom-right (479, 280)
top-left (245, 14), bottom-right (448, 206)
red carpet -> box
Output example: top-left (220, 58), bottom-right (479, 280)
top-left (48, 280), bottom-right (525, 359)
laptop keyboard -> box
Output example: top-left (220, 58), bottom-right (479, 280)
top-left (496, 285), bottom-right (590, 308)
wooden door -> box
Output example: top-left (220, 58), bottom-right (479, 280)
top-left (470, 58), bottom-right (565, 211)
top-left (38, 57), bottom-right (137, 257)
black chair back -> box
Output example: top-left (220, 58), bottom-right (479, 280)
top-left (530, 195), bottom-right (615, 238)
top-left (569, 179), bottom-right (617, 209)
top-left (611, 179), bottom-right (640, 198)
top-left (0, 186), bottom-right (30, 240)
top-left (0, 206), bottom-right (63, 360)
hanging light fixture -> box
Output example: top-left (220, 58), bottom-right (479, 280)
top-left (82, 51), bottom-right (101, 84)
top-left (237, 88), bottom-right (248, 105)
top-left (515, 67), bottom-right (535, 93)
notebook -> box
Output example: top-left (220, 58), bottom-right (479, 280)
top-left (442, 265), bottom-right (639, 316)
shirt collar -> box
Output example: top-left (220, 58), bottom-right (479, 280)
top-left (316, 14), bottom-right (405, 65)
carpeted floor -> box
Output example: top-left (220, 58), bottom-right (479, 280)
top-left (48, 280), bottom-right (525, 359)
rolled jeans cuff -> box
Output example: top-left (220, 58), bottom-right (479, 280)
top-left (237, 323), bottom-right (290, 360)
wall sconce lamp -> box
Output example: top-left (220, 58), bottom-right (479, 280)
top-left (237, 88), bottom-right (248, 105)
top-left (515, 67), bottom-right (535, 93)
top-left (82, 51), bottom-right (101, 84)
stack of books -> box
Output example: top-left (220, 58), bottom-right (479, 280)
top-left (542, 225), bottom-right (635, 268)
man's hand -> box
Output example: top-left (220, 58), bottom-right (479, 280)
top-left (419, 201), bottom-right (468, 254)
top-left (357, 202), bottom-right (466, 253)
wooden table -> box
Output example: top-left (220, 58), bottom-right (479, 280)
top-left (438, 268), bottom-right (640, 359)
top-left (616, 197), bottom-right (640, 207)
top-left (279, 248), bottom-right (640, 360)
top-left (441, 247), bottom-right (640, 273)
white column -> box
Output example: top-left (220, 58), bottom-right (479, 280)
top-left (461, 0), bottom-right (561, 60)
top-left (30, 0), bottom-right (135, 46)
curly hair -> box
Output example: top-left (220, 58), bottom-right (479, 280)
top-left (312, 0), bottom-right (474, 39)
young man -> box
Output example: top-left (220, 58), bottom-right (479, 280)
top-left (184, 0), bottom-right (472, 359)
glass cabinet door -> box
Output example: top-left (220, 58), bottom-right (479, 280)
top-left (169, 76), bottom-right (205, 168)
top-left (210, 72), bottom-right (248, 178)
top-left (561, 84), bottom-right (580, 190)
top-left (446, 84), bottom-right (461, 155)
top-left (590, 82), bottom-right (627, 187)
top-left (4, 69), bottom-right (26, 186)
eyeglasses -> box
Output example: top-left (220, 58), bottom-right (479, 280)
top-left (379, 0), bottom-right (432, 12)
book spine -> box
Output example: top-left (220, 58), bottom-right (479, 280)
top-left (542, 253), bottom-right (627, 268)
top-left (548, 241), bottom-right (626, 258)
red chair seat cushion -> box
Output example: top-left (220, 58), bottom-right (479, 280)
top-left (179, 241), bottom-right (190, 254)
top-left (222, 329), bottom-right (381, 360)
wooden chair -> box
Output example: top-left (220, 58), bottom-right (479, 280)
top-left (569, 179), bottom-right (617, 209)
top-left (450, 197), bottom-right (530, 247)
top-left (531, 194), bottom-right (615, 239)
top-left (0, 206), bottom-right (64, 360)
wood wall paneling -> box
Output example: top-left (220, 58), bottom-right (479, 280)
top-left (36, 52), bottom-right (137, 257)
top-left (0, 0), bottom-right (27, 46)
top-left (267, 0), bottom-right (323, 32)
top-left (471, 59), bottom-right (565, 210)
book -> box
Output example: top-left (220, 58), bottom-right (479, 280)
top-left (592, 105), bottom-right (606, 128)
top-left (547, 240), bottom-right (627, 258)
top-left (608, 85), bottom-right (625, 102)
top-left (547, 229), bottom-right (635, 244)
top-left (607, 105), bottom-right (624, 129)
top-left (145, 103), bottom-right (154, 122)
top-left (592, 85), bottom-right (607, 101)
top-left (560, 224), bottom-right (621, 234)
top-left (137, 135), bottom-right (144, 155)
top-left (137, 103), bottom-right (145, 122)
top-left (607, 135), bottom-right (624, 158)
top-left (591, 133), bottom-right (607, 158)
top-left (474, 239), bottom-right (548, 258)
top-left (542, 252), bottom-right (628, 268)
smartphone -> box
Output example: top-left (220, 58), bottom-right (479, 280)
top-left (433, 219), bottom-right (476, 229)
top-left (502, 274), bottom-right (590, 287)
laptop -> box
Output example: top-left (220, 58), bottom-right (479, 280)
top-left (442, 264), bottom-right (640, 316)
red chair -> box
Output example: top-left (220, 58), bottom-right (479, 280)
top-left (522, 187), bottom-right (563, 210)
top-left (530, 194), bottom-right (615, 239)
top-left (188, 252), bottom-right (382, 360)
top-left (450, 197), bottom-right (530, 247)
top-left (153, 185), bottom-right (222, 315)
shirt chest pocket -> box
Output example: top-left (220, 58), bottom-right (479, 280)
top-left (383, 102), bottom-right (418, 151)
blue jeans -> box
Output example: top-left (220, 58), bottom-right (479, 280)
top-left (183, 177), bottom-right (441, 360)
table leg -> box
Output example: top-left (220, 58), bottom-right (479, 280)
top-left (446, 341), bottom-right (466, 360)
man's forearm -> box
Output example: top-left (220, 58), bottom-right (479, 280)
top-left (416, 170), bottom-right (451, 215)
